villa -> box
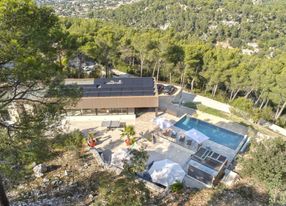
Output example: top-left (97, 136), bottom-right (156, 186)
top-left (2, 75), bottom-right (248, 190)
top-left (64, 77), bottom-right (159, 118)
top-left (61, 77), bottom-right (248, 189)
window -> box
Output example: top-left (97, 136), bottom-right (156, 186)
top-left (82, 109), bottom-right (96, 115)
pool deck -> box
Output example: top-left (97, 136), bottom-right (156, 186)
top-left (172, 114), bottom-right (248, 166)
top-left (160, 125), bottom-right (244, 168)
top-left (65, 109), bottom-right (248, 188)
top-left (159, 95), bottom-right (248, 136)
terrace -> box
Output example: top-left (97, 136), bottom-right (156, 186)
top-left (67, 109), bottom-right (247, 189)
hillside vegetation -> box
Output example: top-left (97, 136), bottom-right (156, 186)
top-left (62, 18), bottom-right (286, 127)
top-left (92, 0), bottom-right (286, 54)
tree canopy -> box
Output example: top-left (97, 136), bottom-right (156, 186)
top-left (0, 0), bottom-right (80, 184)
top-left (92, 0), bottom-right (286, 54)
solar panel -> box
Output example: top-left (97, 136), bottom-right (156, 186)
top-left (76, 77), bottom-right (156, 97)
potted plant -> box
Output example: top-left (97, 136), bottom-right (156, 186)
top-left (120, 125), bottom-right (136, 146)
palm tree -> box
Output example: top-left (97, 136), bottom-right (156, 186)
top-left (120, 125), bottom-right (136, 145)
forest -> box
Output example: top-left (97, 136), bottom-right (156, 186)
top-left (62, 17), bottom-right (286, 127)
top-left (92, 0), bottom-right (286, 54)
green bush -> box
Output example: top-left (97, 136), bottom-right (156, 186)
top-left (116, 61), bottom-right (129, 73)
top-left (0, 129), bottom-right (52, 182)
top-left (89, 69), bottom-right (102, 78)
top-left (52, 130), bottom-right (84, 151)
top-left (230, 100), bottom-right (275, 124)
top-left (170, 181), bottom-right (184, 193)
top-left (250, 108), bottom-right (262, 123)
top-left (231, 97), bottom-right (254, 114)
top-left (259, 107), bottom-right (274, 122)
top-left (276, 116), bottom-right (286, 128)
top-left (97, 173), bottom-right (150, 206)
top-left (240, 138), bottom-right (286, 205)
top-left (230, 98), bottom-right (255, 120)
top-left (122, 148), bottom-right (149, 177)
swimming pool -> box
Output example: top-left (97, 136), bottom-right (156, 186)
top-left (174, 116), bottom-right (245, 150)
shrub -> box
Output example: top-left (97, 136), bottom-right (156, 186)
top-left (0, 129), bottom-right (52, 182)
top-left (250, 108), bottom-right (261, 123)
top-left (52, 130), bottom-right (84, 151)
top-left (170, 181), bottom-right (184, 193)
top-left (230, 97), bottom-right (255, 120)
top-left (231, 38), bottom-right (243, 48)
top-left (122, 147), bottom-right (149, 176)
top-left (89, 69), bottom-right (102, 78)
top-left (97, 173), bottom-right (150, 206)
top-left (120, 125), bottom-right (136, 142)
top-left (240, 138), bottom-right (286, 205)
top-left (116, 61), bottom-right (129, 73)
top-left (259, 107), bottom-right (274, 122)
top-left (231, 97), bottom-right (254, 114)
top-left (276, 116), bottom-right (286, 128)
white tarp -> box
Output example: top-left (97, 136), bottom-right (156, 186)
top-left (184, 128), bottom-right (209, 144)
top-left (148, 159), bottom-right (186, 187)
top-left (154, 117), bottom-right (172, 130)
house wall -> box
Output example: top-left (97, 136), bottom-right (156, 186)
top-left (70, 95), bottom-right (159, 109)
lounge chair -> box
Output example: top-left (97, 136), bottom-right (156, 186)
top-left (110, 121), bottom-right (120, 128)
top-left (186, 140), bottom-right (192, 146)
top-left (179, 135), bottom-right (185, 143)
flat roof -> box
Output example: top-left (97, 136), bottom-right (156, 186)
top-left (66, 77), bottom-right (156, 97)
top-left (188, 164), bottom-right (214, 185)
top-left (191, 147), bottom-right (227, 171)
top-left (186, 147), bottom-right (229, 185)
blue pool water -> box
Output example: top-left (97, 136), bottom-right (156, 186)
top-left (174, 116), bottom-right (244, 150)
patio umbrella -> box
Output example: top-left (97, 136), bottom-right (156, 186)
top-left (154, 117), bottom-right (163, 125)
top-left (162, 120), bottom-right (172, 129)
top-left (154, 117), bottom-right (172, 129)
top-left (148, 159), bottom-right (186, 187)
top-left (184, 129), bottom-right (209, 144)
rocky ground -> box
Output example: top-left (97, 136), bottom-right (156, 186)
top-left (7, 147), bottom-right (269, 206)
top-left (8, 149), bottom-right (103, 206)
